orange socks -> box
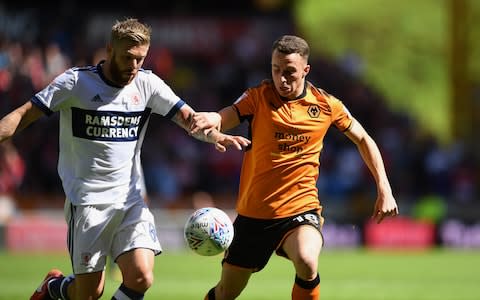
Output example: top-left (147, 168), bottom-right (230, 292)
top-left (292, 274), bottom-right (320, 300)
top-left (205, 275), bottom-right (320, 300)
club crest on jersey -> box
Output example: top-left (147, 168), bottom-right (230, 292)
top-left (80, 252), bottom-right (93, 267)
top-left (122, 93), bottom-right (142, 110)
top-left (307, 104), bottom-right (321, 118)
top-left (71, 107), bottom-right (148, 141)
top-left (132, 94), bottom-right (140, 105)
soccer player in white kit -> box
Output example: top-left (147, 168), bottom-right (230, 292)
top-left (0, 18), bottom-right (250, 300)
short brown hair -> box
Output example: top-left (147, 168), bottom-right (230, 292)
top-left (272, 35), bottom-right (309, 59)
top-left (111, 18), bottom-right (151, 46)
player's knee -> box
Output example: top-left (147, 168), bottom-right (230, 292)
top-left (291, 252), bottom-right (318, 279)
top-left (124, 269), bottom-right (154, 292)
top-left (137, 270), bottom-right (154, 291)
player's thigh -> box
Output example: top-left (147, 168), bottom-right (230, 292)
top-left (116, 248), bottom-right (155, 282)
top-left (111, 201), bottom-right (162, 260)
top-left (282, 225), bottom-right (323, 270)
top-left (216, 262), bottom-right (253, 299)
top-left (72, 271), bottom-right (105, 299)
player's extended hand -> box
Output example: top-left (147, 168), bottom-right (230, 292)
top-left (213, 133), bottom-right (250, 152)
top-left (372, 192), bottom-right (399, 224)
top-left (190, 112), bottom-right (221, 135)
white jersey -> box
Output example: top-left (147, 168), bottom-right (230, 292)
top-left (32, 63), bottom-right (185, 205)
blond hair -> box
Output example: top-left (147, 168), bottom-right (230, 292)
top-left (111, 18), bottom-right (151, 46)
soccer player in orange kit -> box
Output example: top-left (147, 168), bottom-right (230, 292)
top-left (191, 35), bottom-right (399, 300)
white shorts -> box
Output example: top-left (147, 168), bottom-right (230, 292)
top-left (64, 198), bottom-right (162, 274)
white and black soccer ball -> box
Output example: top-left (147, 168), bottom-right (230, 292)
top-left (184, 207), bottom-right (234, 256)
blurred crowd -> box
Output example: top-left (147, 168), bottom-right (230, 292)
top-left (0, 14), bottom-right (478, 222)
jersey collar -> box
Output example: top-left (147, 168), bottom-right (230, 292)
top-left (279, 82), bottom-right (307, 102)
top-left (97, 60), bottom-right (124, 88)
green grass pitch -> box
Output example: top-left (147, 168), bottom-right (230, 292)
top-left (0, 249), bottom-right (478, 299)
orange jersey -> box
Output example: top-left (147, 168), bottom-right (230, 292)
top-left (233, 80), bottom-right (353, 219)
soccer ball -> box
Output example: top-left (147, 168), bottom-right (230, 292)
top-left (184, 207), bottom-right (234, 256)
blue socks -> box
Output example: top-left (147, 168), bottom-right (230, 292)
top-left (48, 275), bottom-right (74, 300)
top-left (111, 283), bottom-right (144, 300)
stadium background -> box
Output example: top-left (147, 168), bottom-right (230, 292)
top-left (0, 1), bottom-right (479, 298)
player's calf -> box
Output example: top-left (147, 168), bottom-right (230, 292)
top-left (204, 287), bottom-right (216, 300)
top-left (291, 273), bottom-right (320, 300)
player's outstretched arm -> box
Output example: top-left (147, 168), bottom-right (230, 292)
top-left (189, 106), bottom-right (240, 134)
top-left (189, 112), bottom-right (222, 134)
top-left (344, 118), bottom-right (399, 224)
top-left (0, 101), bottom-right (44, 143)
top-left (172, 104), bottom-right (250, 152)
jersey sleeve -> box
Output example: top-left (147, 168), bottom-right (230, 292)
top-left (232, 89), bottom-right (256, 121)
top-left (31, 68), bottom-right (77, 115)
top-left (147, 73), bottom-right (184, 117)
top-left (329, 96), bottom-right (353, 131)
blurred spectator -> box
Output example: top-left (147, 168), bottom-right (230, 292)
top-left (44, 42), bottom-right (70, 82)
top-left (412, 193), bottom-right (447, 224)
top-left (0, 140), bottom-right (25, 224)
top-left (0, 140), bottom-right (25, 194)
